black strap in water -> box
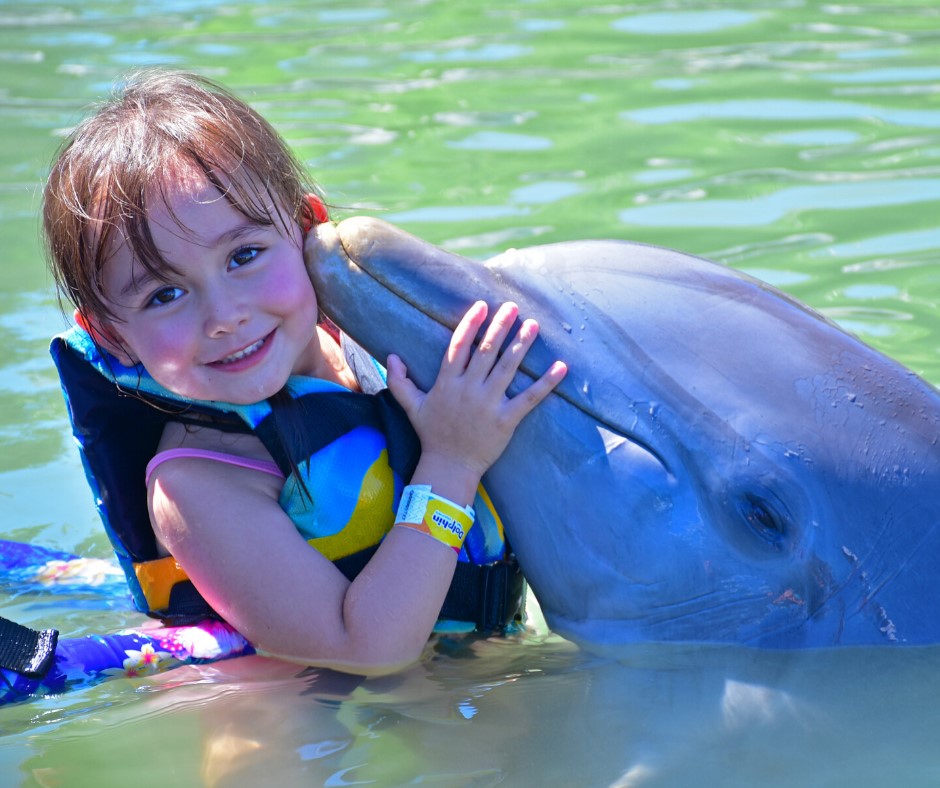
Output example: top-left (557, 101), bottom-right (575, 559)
top-left (440, 559), bottom-right (526, 633)
top-left (158, 581), bottom-right (221, 626)
top-left (0, 615), bottom-right (59, 679)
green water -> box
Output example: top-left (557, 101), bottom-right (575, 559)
top-left (1, 0), bottom-right (939, 785)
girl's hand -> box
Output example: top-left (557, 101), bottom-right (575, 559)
top-left (386, 301), bottom-right (567, 485)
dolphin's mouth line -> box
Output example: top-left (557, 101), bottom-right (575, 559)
top-left (839, 515), bottom-right (940, 643)
top-left (337, 239), bottom-right (673, 474)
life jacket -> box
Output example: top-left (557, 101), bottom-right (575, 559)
top-left (50, 326), bottom-right (524, 633)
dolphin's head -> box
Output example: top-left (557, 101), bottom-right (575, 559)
top-left (307, 217), bottom-right (940, 649)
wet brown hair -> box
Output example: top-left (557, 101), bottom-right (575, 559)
top-left (43, 68), bottom-right (322, 323)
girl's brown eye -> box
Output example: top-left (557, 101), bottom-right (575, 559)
top-left (229, 246), bottom-right (261, 268)
top-left (147, 286), bottom-right (183, 307)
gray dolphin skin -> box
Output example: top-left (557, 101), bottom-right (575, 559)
top-left (307, 217), bottom-right (940, 650)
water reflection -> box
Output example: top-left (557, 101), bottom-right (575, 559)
top-left (7, 633), bottom-right (940, 786)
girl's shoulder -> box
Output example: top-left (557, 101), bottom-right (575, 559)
top-left (147, 422), bottom-right (285, 557)
top-left (157, 419), bottom-right (273, 460)
top-left (150, 422), bottom-right (283, 498)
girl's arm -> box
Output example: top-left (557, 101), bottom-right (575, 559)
top-left (148, 301), bottom-right (566, 675)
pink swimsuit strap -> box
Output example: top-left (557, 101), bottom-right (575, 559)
top-left (145, 448), bottom-right (285, 486)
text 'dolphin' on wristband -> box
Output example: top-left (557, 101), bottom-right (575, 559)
top-left (395, 484), bottom-right (475, 552)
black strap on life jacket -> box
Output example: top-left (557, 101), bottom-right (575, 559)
top-left (255, 385), bottom-right (422, 482)
top-left (0, 616), bottom-right (58, 679)
top-left (444, 558), bottom-right (525, 632)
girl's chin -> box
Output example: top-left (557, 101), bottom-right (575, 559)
top-left (158, 376), bottom-right (284, 406)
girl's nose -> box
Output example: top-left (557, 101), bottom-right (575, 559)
top-left (203, 285), bottom-right (249, 337)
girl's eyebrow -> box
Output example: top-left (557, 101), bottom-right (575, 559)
top-left (118, 268), bottom-right (159, 299)
top-left (205, 220), bottom-right (265, 248)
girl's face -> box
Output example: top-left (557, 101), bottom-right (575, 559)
top-left (97, 169), bottom-right (321, 404)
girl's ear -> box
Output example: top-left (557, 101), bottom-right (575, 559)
top-left (73, 309), bottom-right (137, 367)
top-left (301, 194), bottom-right (329, 233)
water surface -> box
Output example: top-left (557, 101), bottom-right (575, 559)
top-left (1, 0), bottom-right (938, 785)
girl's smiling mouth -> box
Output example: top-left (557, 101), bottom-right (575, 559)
top-left (209, 331), bottom-right (274, 370)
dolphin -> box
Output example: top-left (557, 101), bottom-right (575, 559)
top-left (306, 217), bottom-right (940, 650)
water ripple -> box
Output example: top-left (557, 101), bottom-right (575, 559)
top-left (815, 227), bottom-right (940, 260)
top-left (623, 98), bottom-right (940, 128)
top-left (447, 131), bottom-right (552, 152)
top-left (612, 10), bottom-right (760, 35)
top-left (814, 67), bottom-right (940, 84)
top-left (402, 43), bottom-right (530, 64)
top-left (620, 178), bottom-right (940, 228)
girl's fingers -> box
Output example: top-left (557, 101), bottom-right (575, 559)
top-left (464, 301), bottom-right (520, 378)
top-left (504, 360), bottom-right (568, 422)
top-left (434, 299), bottom-right (566, 424)
top-left (396, 301), bottom-right (567, 474)
top-left (441, 301), bottom-right (489, 376)
top-left (385, 353), bottom-right (424, 421)
top-left (484, 316), bottom-right (541, 390)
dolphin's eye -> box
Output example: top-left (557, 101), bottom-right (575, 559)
top-left (740, 494), bottom-right (787, 549)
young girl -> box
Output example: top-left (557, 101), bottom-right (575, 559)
top-left (43, 69), bottom-right (566, 675)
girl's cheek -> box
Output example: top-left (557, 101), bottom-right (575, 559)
top-left (144, 319), bottom-right (197, 361)
top-left (268, 266), bottom-right (318, 313)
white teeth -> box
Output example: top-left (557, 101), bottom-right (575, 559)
top-left (219, 338), bottom-right (264, 364)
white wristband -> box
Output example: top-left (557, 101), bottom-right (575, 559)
top-left (396, 485), bottom-right (476, 552)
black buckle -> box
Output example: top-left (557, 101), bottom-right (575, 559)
top-left (442, 558), bottom-right (526, 633)
top-left (0, 615), bottom-right (59, 679)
